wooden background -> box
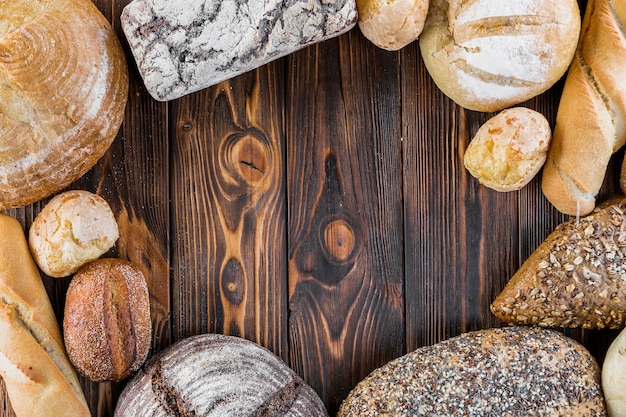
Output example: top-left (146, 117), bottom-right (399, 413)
top-left (1, 0), bottom-right (621, 415)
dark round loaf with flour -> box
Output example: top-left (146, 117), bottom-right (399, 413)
top-left (114, 334), bottom-right (328, 416)
top-left (338, 326), bottom-right (607, 416)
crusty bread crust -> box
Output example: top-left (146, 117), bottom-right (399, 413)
top-left (0, 0), bottom-right (128, 210)
top-left (0, 214), bottom-right (90, 417)
top-left (542, 0), bottom-right (626, 216)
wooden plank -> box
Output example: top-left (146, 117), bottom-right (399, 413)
top-left (285, 31), bottom-right (405, 414)
top-left (169, 63), bottom-right (288, 358)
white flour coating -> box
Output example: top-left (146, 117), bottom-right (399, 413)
top-left (451, 0), bottom-right (540, 23)
top-left (121, 0), bottom-right (357, 101)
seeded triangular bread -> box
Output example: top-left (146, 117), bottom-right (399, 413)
top-left (491, 196), bottom-right (626, 329)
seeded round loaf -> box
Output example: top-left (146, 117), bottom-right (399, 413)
top-left (419, 0), bottom-right (580, 112)
top-left (64, 258), bottom-right (151, 382)
top-left (114, 334), bottom-right (328, 416)
top-left (338, 326), bottom-right (606, 416)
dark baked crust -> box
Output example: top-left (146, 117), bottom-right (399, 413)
top-left (64, 258), bottom-right (151, 382)
top-left (114, 334), bottom-right (328, 417)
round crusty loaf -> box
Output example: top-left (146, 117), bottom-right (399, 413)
top-left (29, 190), bottom-right (119, 278)
top-left (356, 0), bottom-right (429, 51)
top-left (64, 258), bottom-right (151, 382)
top-left (603, 327), bottom-right (626, 417)
top-left (338, 326), bottom-right (606, 416)
top-left (464, 107), bottom-right (551, 191)
top-left (419, 0), bottom-right (580, 112)
top-left (114, 334), bottom-right (328, 416)
top-left (0, 0), bottom-right (128, 210)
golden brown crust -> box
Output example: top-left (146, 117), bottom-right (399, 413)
top-left (0, 214), bottom-right (90, 417)
top-left (419, 0), bottom-right (580, 112)
top-left (0, 0), bottom-right (128, 210)
top-left (542, 0), bottom-right (626, 216)
top-left (491, 196), bottom-right (626, 329)
top-left (64, 258), bottom-right (151, 382)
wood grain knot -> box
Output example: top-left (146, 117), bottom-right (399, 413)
top-left (221, 258), bottom-right (245, 305)
top-left (323, 219), bottom-right (355, 263)
top-left (220, 130), bottom-right (272, 194)
top-left (234, 135), bottom-right (267, 184)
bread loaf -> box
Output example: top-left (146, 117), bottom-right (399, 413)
top-left (0, 0), bottom-right (128, 210)
top-left (114, 334), bottom-right (328, 416)
top-left (64, 259), bottom-right (151, 382)
top-left (464, 107), bottom-right (552, 191)
top-left (419, 0), bottom-right (580, 112)
top-left (0, 214), bottom-right (90, 417)
top-left (121, 0), bottom-right (357, 101)
top-left (603, 328), bottom-right (626, 417)
top-left (542, 0), bottom-right (626, 216)
top-left (356, 0), bottom-right (428, 50)
top-left (491, 196), bottom-right (626, 329)
top-left (338, 326), bottom-right (606, 416)
top-left (29, 190), bottom-right (119, 278)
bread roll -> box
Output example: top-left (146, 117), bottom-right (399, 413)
top-left (419, 0), bottom-right (580, 112)
top-left (0, 214), bottom-right (90, 417)
top-left (356, 0), bottom-right (428, 50)
top-left (542, 0), bottom-right (626, 216)
top-left (114, 334), bottom-right (328, 416)
top-left (491, 196), bottom-right (626, 329)
top-left (603, 328), bottom-right (626, 417)
top-left (338, 326), bottom-right (606, 416)
top-left (29, 190), bottom-right (119, 278)
top-left (464, 107), bottom-right (551, 191)
top-left (64, 259), bottom-right (151, 382)
top-left (0, 0), bottom-right (128, 210)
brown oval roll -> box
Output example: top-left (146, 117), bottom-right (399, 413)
top-left (114, 334), bottom-right (328, 416)
top-left (338, 327), bottom-right (607, 416)
top-left (0, 0), bottom-right (128, 210)
top-left (64, 258), bottom-right (151, 382)
top-left (419, 0), bottom-right (580, 112)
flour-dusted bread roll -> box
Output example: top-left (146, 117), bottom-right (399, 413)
top-left (0, 214), bottom-right (90, 417)
top-left (464, 107), bottom-right (551, 191)
top-left (603, 328), bottom-right (626, 417)
top-left (419, 0), bottom-right (580, 112)
top-left (29, 190), bottom-right (119, 278)
top-left (338, 326), bottom-right (607, 416)
top-left (121, 0), bottom-right (357, 101)
top-left (64, 259), bottom-right (151, 382)
top-left (491, 196), bottom-right (626, 329)
top-left (0, 0), bottom-right (128, 210)
top-left (356, 0), bottom-right (428, 50)
top-left (114, 334), bottom-right (328, 416)
top-left (542, 0), bottom-right (626, 216)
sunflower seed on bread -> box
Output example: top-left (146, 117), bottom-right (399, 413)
top-left (491, 196), bottom-right (626, 329)
top-left (338, 327), bottom-right (606, 416)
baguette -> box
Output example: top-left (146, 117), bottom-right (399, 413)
top-left (491, 196), bottom-right (626, 329)
top-left (0, 214), bottom-right (90, 417)
top-left (542, 0), bottom-right (626, 216)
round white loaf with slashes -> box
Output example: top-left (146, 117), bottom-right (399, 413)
top-left (338, 326), bottom-right (607, 416)
top-left (114, 334), bottom-right (328, 416)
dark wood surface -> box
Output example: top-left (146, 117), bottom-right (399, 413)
top-left (2, 0), bottom-right (620, 416)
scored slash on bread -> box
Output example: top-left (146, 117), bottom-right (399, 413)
top-left (491, 196), bottom-right (626, 329)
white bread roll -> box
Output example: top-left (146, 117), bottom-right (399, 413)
top-left (356, 0), bottom-right (429, 50)
top-left (338, 327), bottom-right (606, 416)
top-left (0, 0), bottom-right (128, 210)
top-left (464, 107), bottom-right (551, 191)
top-left (0, 214), bottom-right (90, 417)
top-left (419, 0), bottom-right (580, 112)
top-left (29, 190), bottom-right (119, 278)
top-left (542, 0), bottom-right (626, 216)
top-left (603, 328), bottom-right (626, 417)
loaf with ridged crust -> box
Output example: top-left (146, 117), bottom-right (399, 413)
top-left (542, 0), bottom-right (626, 216)
top-left (0, 0), bottom-right (128, 210)
top-left (0, 214), bottom-right (90, 417)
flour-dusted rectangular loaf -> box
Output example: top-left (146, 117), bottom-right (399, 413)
top-left (121, 0), bottom-right (357, 101)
